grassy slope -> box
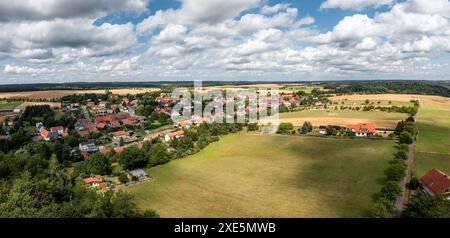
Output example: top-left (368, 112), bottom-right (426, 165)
top-left (280, 109), bottom-right (407, 120)
top-left (415, 100), bottom-right (450, 176)
top-left (127, 134), bottom-right (395, 218)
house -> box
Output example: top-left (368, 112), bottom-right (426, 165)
top-left (420, 169), bottom-right (450, 198)
top-left (78, 130), bottom-right (90, 137)
top-left (164, 130), bottom-right (184, 141)
top-left (113, 130), bottom-right (130, 141)
top-left (79, 140), bottom-right (99, 153)
top-left (346, 123), bottom-right (376, 137)
top-left (114, 147), bottom-right (125, 153)
top-left (122, 97), bottom-right (130, 105)
top-left (83, 177), bottom-right (102, 188)
top-left (129, 169), bottom-right (149, 181)
top-left (115, 112), bottom-right (130, 121)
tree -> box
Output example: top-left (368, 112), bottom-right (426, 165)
top-left (385, 162), bottom-right (406, 182)
top-left (370, 202), bottom-right (394, 218)
top-left (247, 123), bottom-right (259, 131)
top-left (86, 153), bottom-right (112, 175)
top-left (398, 132), bottom-right (413, 144)
top-left (409, 177), bottom-right (420, 190)
top-left (277, 123), bottom-right (294, 134)
top-left (403, 192), bottom-right (450, 218)
top-left (118, 146), bottom-right (148, 170)
top-left (111, 190), bottom-right (140, 218)
top-left (119, 173), bottom-right (129, 184)
top-left (142, 209), bottom-right (160, 218)
top-left (299, 121), bottom-right (313, 134)
top-left (148, 143), bottom-right (171, 167)
top-left (379, 181), bottom-right (401, 201)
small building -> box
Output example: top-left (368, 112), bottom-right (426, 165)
top-left (83, 177), bottom-right (102, 188)
top-left (420, 169), bottom-right (450, 199)
top-left (113, 130), bottom-right (130, 141)
top-left (79, 141), bottom-right (99, 153)
top-left (346, 123), bottom-right (376, 137)
top-left (164, 130), bottom-right (184, 141)
top-left (129, 169), bottom-right (149, 181)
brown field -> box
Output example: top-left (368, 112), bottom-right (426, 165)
top-left (329, 94), bottom-right (450, 105)
top-left (0, 88), bottom-right (160, 99)
top-left (275, 117), bottom-right (400, 128)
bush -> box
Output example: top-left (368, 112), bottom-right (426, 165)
top-left (398, 132), bottom-right (413, 145)
top-left (370, 199), bottom-right (395, 218)
top-left (142, 209), bottom-right (160, 218)
top-left (393, 150), bottom-right (408, 160)
top-left (119, 173), bottom-right (129, 184)
top-left (247, 123), bottom-right (259, 131)
top-left (385, 163), bottom-right (406, 182)
top-left (380, 181), bottom-right (402, 201)
top-left (409, 177), bottom-right (420, 190)
top-left (277, 123), bottom-right (294, 134)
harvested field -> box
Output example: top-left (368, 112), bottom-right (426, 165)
top-left (329, 94), bottom-right (450, 105)
top-left (275, 117), bottom-right (400, 128)
top-left (0, 88), bottom-right (160, 99)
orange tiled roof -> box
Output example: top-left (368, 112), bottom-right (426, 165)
top-left (346, 123), bottom-right (376, 133)
top-left (83, 177), bottom-right (102, 184)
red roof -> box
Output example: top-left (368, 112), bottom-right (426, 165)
top-left (100, 183), bottom-right (109, 188)
top-left (346, 123), bottom-right (376, 133)
top-left (83, 177), bottom-right (102, 184)
top-left (40, 128), bottom-right (49, 138)
top-left (50, 126), bottom-right (64, 132)
top-left (168, 130), bottom-right (184, 138)
top-left (114, 130), bottom-right (127, 136)
top-left (420, 169), bottom-right (450, 195)
top-left (78, 130), bottom-right (90, 137)
top-left (114, 147), bottom-right (125, 153)
top-left (97, 123), bottom-right (106, 129)
top-left (95, 115), bottom-right (113, 123)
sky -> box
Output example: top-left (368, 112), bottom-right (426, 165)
top-left (1, 0), bottom-right (450, 84)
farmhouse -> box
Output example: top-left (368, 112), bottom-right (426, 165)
top-left (420, 169), bottom-right (450, 199)
top-left (346, 123), bottom-right (376, 137)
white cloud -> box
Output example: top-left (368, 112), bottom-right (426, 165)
top-left (320, 0), bottom-right (394, 11)
top-left (137, 0), bottom-right (261, 34)
top-left (3, 64), bottom-right (55, 74)
top-left (0, 0), bottom-right (148, 22)
top-left (0, 18), bottom-right (137, 62)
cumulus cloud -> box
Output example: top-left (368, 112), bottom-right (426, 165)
top-left (0, 18), bottom-right (137, 63)
top-left (0, 0), bottom-right (148, 22)
top-left (320, 0), bottom-right (394, 11)
top-left (1, 0), bottom-right (450, 82)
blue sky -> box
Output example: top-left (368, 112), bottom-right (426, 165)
top-left (0, 0), bottom-right (449, 84)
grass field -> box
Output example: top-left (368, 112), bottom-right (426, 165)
top-left (127, 134), bottom-right (395, 218)
top-left (415, 100), bottom-right (450, 176)
top-left (273, 109), bottom-right (408, 128)
top-left (0, 101), bottom-right (22, 109)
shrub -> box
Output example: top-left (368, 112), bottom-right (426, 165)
top-left (398, 132), bottom-right (413, 145)
top-left (119, 173), bottom-right (129, 184)
top-left (380, 181), bottom-right (402, 201)
top-left (385, 163), bottom-right (407, 182)
top-left (409, 177), bottom-right (420, 190)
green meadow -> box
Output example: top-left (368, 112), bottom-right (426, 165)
top-left (0, 101), bottom-right (22, 110)
top-left (415, 100), bottom-right (450, 176)
top-left (127, 134), bottom-right (395, 218)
